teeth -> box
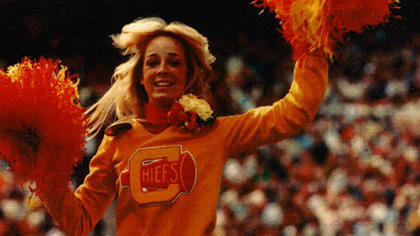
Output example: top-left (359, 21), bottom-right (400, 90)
top-left (155, 81), bottom-right (172, 87)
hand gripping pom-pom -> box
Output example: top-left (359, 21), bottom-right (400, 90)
top-left (0, 58), bottom-right (87, 195)
top-left (253, 0), bottom-right (399, 60)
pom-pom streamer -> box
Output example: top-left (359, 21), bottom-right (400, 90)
top-left (253, 0), bottom-right (399, 59)
top-left (0, 58), bottom-right (87, 195)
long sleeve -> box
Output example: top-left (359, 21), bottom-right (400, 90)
top-left (40, 135), bottom-right (117, 236)
top-left (217, 53), bottom-right (329, 157)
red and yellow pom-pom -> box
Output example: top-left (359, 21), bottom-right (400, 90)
top-left (253, 0), bottom-right (398, 59)
top-left (0, 57), bottom-right (87, 195)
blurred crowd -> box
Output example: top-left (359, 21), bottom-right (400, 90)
top-left (214, 33), bottom-right (420, 235)
top-left (0, 28), bottom-right (419, 235)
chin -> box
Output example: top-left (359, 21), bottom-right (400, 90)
top-left (151, 95), bottom-right (177, 108)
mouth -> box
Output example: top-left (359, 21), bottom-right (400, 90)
top-left (154, 81), bottom-right (174, 87)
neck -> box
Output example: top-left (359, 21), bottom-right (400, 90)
top-left (145, 103), bottom-right (170, 124)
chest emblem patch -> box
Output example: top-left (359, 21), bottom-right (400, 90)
top-left (120, 145), bottom-right (197, 206)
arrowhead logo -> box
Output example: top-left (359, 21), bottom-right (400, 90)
top-left (120, 145), bottom-right (197, 207)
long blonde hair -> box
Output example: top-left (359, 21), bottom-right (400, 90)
top-left (85, 17), bottom-right (216, 138)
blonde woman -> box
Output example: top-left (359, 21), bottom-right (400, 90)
top-left (40, 17), bottom-right (328, 235)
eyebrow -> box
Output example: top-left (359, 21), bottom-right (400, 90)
top-left (145, 52), bottom-right (184, 58)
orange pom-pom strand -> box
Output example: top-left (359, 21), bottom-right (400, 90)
top-left (0, 57), bottom-right (87, 195)
top-left (253, 0), bottom-right (399, 60)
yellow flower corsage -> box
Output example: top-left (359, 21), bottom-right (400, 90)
top-left (167, 94), bottom-right (215, 131)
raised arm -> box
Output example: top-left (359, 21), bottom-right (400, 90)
top-left (218, 52), bottom-right (329, 157)
top-left (39, 136), bottom-right (117, 236)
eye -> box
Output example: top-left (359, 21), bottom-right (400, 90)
top-left (146, 60), bottom-right (159, 67)
top-left (169, 60), bottom-right (181, 67)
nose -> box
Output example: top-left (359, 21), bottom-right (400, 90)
top-left (157, 62), bottom-right (169, 75)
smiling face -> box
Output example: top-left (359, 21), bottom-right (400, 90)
top-left (141, 35), bottom-right (188, 109)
